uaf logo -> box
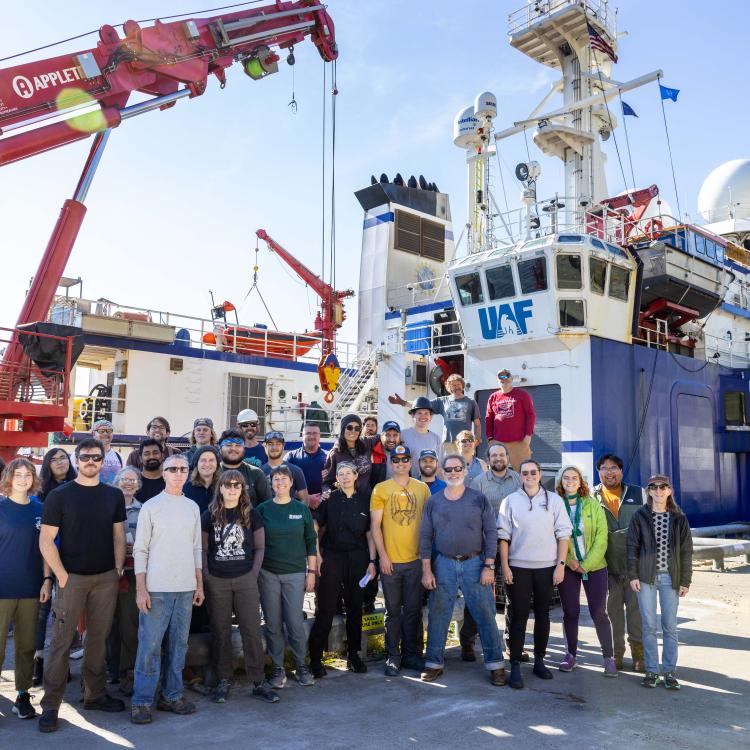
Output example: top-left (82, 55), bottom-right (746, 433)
top-left (478, 299), bottom-right (533, 340)
top-left (12, 75), bottom-right (34, 99)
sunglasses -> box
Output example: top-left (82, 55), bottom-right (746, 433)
top-left (443, 466), bottom-right (464, 474)
top-left (119, 478), bottom-right (138, 484)
top-left (498, 373), bottom-right (511, 380)
top-left (239, 422), bottom-right (259, 428)
top-left (521, 470), bottom-right (539, 476)
top-left (164, 466), bottom-right (189, 474)
top-left (458, 439), bottom-right (474, 444)
top-left (221, 439), bottom-right (244, 446)
top-left (391, 456), bottom-right (411, 464)
top-left (345, 424), bottom-right (362, 432)
top-left (78, 454), bottom-right (104, 463)
top-left (648, 483), bottom-right (670, 490)
top-left (223, 481), bottom-right (243, 489)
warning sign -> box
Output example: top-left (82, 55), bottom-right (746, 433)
top-left (361, 612), bottom-right (385, 632)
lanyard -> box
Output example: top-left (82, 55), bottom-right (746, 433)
top-left (563, 493), bottom-right (587, 579)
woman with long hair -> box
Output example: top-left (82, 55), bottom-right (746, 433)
top-left (38, 448), bottom-right (76, 501)
top-left (627, 474), bottom-right (692, 690)
top-left (257, 465), bottom-right (317, 689)
top-left (321, 414), bottom-right (375, 494)
top-left (497, 459), bottom-right (572, 690)
top-left (183, 446), bottom-right (222, 514)
top-left (308, 463), bottom-right (377, 677)
top-left (554, 465), bottom-right (616, 676)
top-left (454, 430), bottom-right (487, 481)
top-left (0, 458), bottom-right (52, 719)
top-left (202, 469), bottom-right (279, 703)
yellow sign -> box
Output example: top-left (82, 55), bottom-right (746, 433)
top-left (361, 612), bottom-right (384, 632)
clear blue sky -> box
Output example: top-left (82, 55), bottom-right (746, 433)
top-left (1, 0), bottom-right (747, 344)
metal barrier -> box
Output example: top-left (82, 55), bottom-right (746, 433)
top-left (508, 0), bottom-right (616, 37)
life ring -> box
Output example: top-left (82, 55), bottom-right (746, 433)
top-left (643, 218), bottom-right (663, 239)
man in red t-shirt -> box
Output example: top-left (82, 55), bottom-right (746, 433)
top-left (485, 369), bottom-right (535, 471)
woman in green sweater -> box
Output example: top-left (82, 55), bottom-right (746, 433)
top-left (555, 464), bottom-right (616, 677)
top-left (257, 465), bottom-right (318, 689)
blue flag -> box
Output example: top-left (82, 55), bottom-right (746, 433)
top-left (621, 101), bottom-right (638, 117)
top-left (659, 84), bottom-right (680, 102)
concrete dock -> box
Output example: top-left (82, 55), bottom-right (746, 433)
top-left (1, 561), bottom-right (748, 749)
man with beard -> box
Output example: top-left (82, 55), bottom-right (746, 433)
top-left (85, 420), bottom-right (122, 484)
top-left (463, 442), bottom-right (522, 663)
top-left (420, 454), bottom-right (505, 686)
top-left (417, 450), bottom-right (446, 495)
top-left (127, 417), bottom-right (180, 470)
top-left (261, 431), bottom-right (308, 503)
top-left (370, 421), bottom-right (402, 485)
top-left (400, 398), bottom-right (441, 480)
top-left (218, 430), bottom-right (271, 506)
top-left (135, 440), bottom-right (166, 502)
top-left (237, 409), bottom-right (267, 468)
top-left (284, 423), bottom-right (328, 511)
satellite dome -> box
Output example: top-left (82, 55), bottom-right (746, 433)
top-left (698, 159), bottom-right (750, 222)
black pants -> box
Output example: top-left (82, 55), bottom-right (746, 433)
top-left (505, 566), bottom-right (555, 662)
top-left (308, 547), bottom-right (369, 662)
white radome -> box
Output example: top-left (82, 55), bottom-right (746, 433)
top-left (698, 159), bottom-right (750, 223)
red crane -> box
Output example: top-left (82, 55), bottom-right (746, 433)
top-left (255, 228), bottom-right (353, 355)
top-left (0, 1), bottom-right (337, 456)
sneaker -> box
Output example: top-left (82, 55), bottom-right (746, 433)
top-left (509, 661), bottom-right (524, 690)
top-left (461, 644), bottom-right (477, 662)
top-left (490, 668), bottom-right (506, 686)
top-left (420, 667), bottom-right (443, 683)
top-left (641, 671), bottom-right (661, 688)
top-left (38, 709), bottom-right (59, 733)
top-left (268, 667), bottom-right (287, 689)
top-left (252, 681), bottom-right (280, 703)
top-left (603, 657), bottom-right (618, 678)
top-left (13, 691), bottom-right (37, 719)
top-left (130, 705), bottom-right (152, 724)
top-left (347, 654), bottom-right (368, 674)
top-left (520, 651), bottom-right (530, 663)
top-left (400, 655), bottom-right (425, 672)
top-left (156, 696), bottom-right (197, 714)
top-left (212, 679), bottom-right (232, 703)
top-left (533, 657), bottom-right (553, 680)
top-left (295, 667), bottom-right (314, 687)
top-left (32, 656), bottom-right (44, 687)
top-left (83, 694), bottom-right (126, 712)
top-left (664, 672), bottom-right (681, 690)
top-left (558, 653), bottom-right (577, 672)
top-left (384, 659), bottom-right (400, 677)
top-left (311, 662), bottom-right (327, 678)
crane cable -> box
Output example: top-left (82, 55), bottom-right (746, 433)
top-left (243, 238), bottom-right (279, 330)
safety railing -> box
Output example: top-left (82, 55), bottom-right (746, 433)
top-left (508, 0), bottom-right (616, 37)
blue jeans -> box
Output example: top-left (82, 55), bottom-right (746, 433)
top-left (425, 555), bottom-right (504, 671)
top-left (132, 591), bottom-right (193, 707)
top-left (636, 573), bottom-right (679, 674)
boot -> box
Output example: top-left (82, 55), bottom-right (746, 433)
top-left (32, 656), bottom-right (44, 687)
top-left (631, 641), bottom-right (645, 673)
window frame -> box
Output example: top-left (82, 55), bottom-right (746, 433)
top-left (517, 255), bottom-right (549, 296)
top-left (555, 252), bottom-right (583, 291)
top-left (454, 270), bottom-right (485, 307)
top-left (558, 298), bottom-right (586, 328)
top-left (484, 263), bottom-right (516, 301)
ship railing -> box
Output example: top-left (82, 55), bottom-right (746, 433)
top-left (48, 295), bottom-right (359, 369)
top-left (508, 0), bottom-right (616, 38)
top-left (703, 332), bottom-right (750, 369)
top-left (385, 319), bottom-right (465, 358)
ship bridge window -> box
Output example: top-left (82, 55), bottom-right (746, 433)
top-left (559, 299), bottom-right (585, 327)
top-left (590, 257), bottom-right (608, 295)
top-left (485, 265), bottom-right (515, 300)
top-left (558, 234), bottom-right (583, 243)
top-left (724, 391), bottom-right (748, 427)
top-left (705, 239), bottom-right (717, 260)
top-left (518, 256), bottom-right (548, 294)
top-left (609, 265), bottom-right (630, 301)
top-left (455, 272), bottom-right (484, 306)
top-left (590, 238), bottom-right (606, 251)
top-left (695, 235), bottom-right (705, 255)
top-left (555, 254), bottom-right (582, 290)
top-left (605, 242), bottom-right (628, 259)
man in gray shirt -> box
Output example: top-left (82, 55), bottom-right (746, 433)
top-left (463, 442), bottom-right (522, 661)
top-left (419, 454), bottom-right (505, 686)
top-left (400, 397), bottom-right (442, 479)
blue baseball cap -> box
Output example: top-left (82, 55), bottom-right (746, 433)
top-left (419, 449), bottom-right (438, 460)
top-left (382, 420), bottom-right (401, 432)
top-left (390, 445), bottom-right (411, 459)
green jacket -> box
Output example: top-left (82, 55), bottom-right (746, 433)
top-left (593, 483), bottom-right (645, 577)
top-left (564, 494), bottom-right (608, 573)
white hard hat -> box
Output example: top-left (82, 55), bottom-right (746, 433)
top-left (237, 408), bottom-right (259, 423)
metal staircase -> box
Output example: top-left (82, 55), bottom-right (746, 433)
top-left (327, 346), bottom-right (381, 423)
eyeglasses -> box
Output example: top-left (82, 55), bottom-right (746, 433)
top-left (239, 422), bottom-right (259, 428)
top-left (599, 466), bottom-right (621, 473)
top-left (391, 457), bottom-right (411, 464)
top-left (164, 466), bottom-right (189, 474)
top-left (220, 438), bottom-right (244, 446)
top-left (647, 483), bottom-right (670, 490)
top-left (78, 454), bottom-right (104, 463)
top-left (119, 478), bottom-right (138, 484)
top-left (345, 424), bottom-right (362, 432)
top-left (50, 455), bottom-right (70, 463)
top-left (443, 466), bottom-right (464, 474)
top-left (521, 470), bottom-right (539, 476)
top-left (223, 481), bottom-right (243, 489)
top-left (458, 439), bottom-right (474, 444)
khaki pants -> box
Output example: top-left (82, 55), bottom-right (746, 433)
top-left (41, 570), bottom-right (119, 711)
top-left (0, 597), bottom-right (39, 692)
top-left (493, 440), bottom-right (531, 472)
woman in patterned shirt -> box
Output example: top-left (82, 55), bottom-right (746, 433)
top-left (626, 474), bottom-right (692, 690)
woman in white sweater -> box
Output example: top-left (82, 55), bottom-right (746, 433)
top-left (497, 459), bottom-right (572, 690)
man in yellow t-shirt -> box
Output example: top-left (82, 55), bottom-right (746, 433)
top-left (370, 445), bottom-right (430, 677)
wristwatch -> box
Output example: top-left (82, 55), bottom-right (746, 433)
top-left (558, 561), bottom-right (565, 566)
top-left (369, 559), bottom-right (377, 565)
top-left (483, 563), bottom-right (496, 570)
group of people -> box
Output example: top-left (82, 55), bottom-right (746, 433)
top-left (0, 368), bottom-right (694, 733)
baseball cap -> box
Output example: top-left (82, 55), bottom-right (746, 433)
top-left (419, 449), bottom-right (438, 460)
top-left (91, 419), bottom-right (113, 431)
top-left (390, 445), bottom-right (411, 459)
top-left (497, 368), bottom-right (511, 378)
top-left (265, 430), bottom-right (285, 443)
top-left (193, 417), bottom-right (214, 428)
top-left (382, 420), bottom-right (401, 433)
top-left (237, 408), bottom-right (259, 423)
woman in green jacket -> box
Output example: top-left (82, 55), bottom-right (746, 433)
top-left (555, 465), bottom-right (616, 676)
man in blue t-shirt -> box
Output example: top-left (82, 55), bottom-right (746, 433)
top-left (237, 408), bottom-right (268, 467)
top-left (418, 450), bottom-right (446, 495)
top-left (262, 431), bottom-right (308, 504)
top-left (284, 423), bottom-right (328, 510)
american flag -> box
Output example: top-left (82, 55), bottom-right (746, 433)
top-left (587, 21), bottom-right (618, 63)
